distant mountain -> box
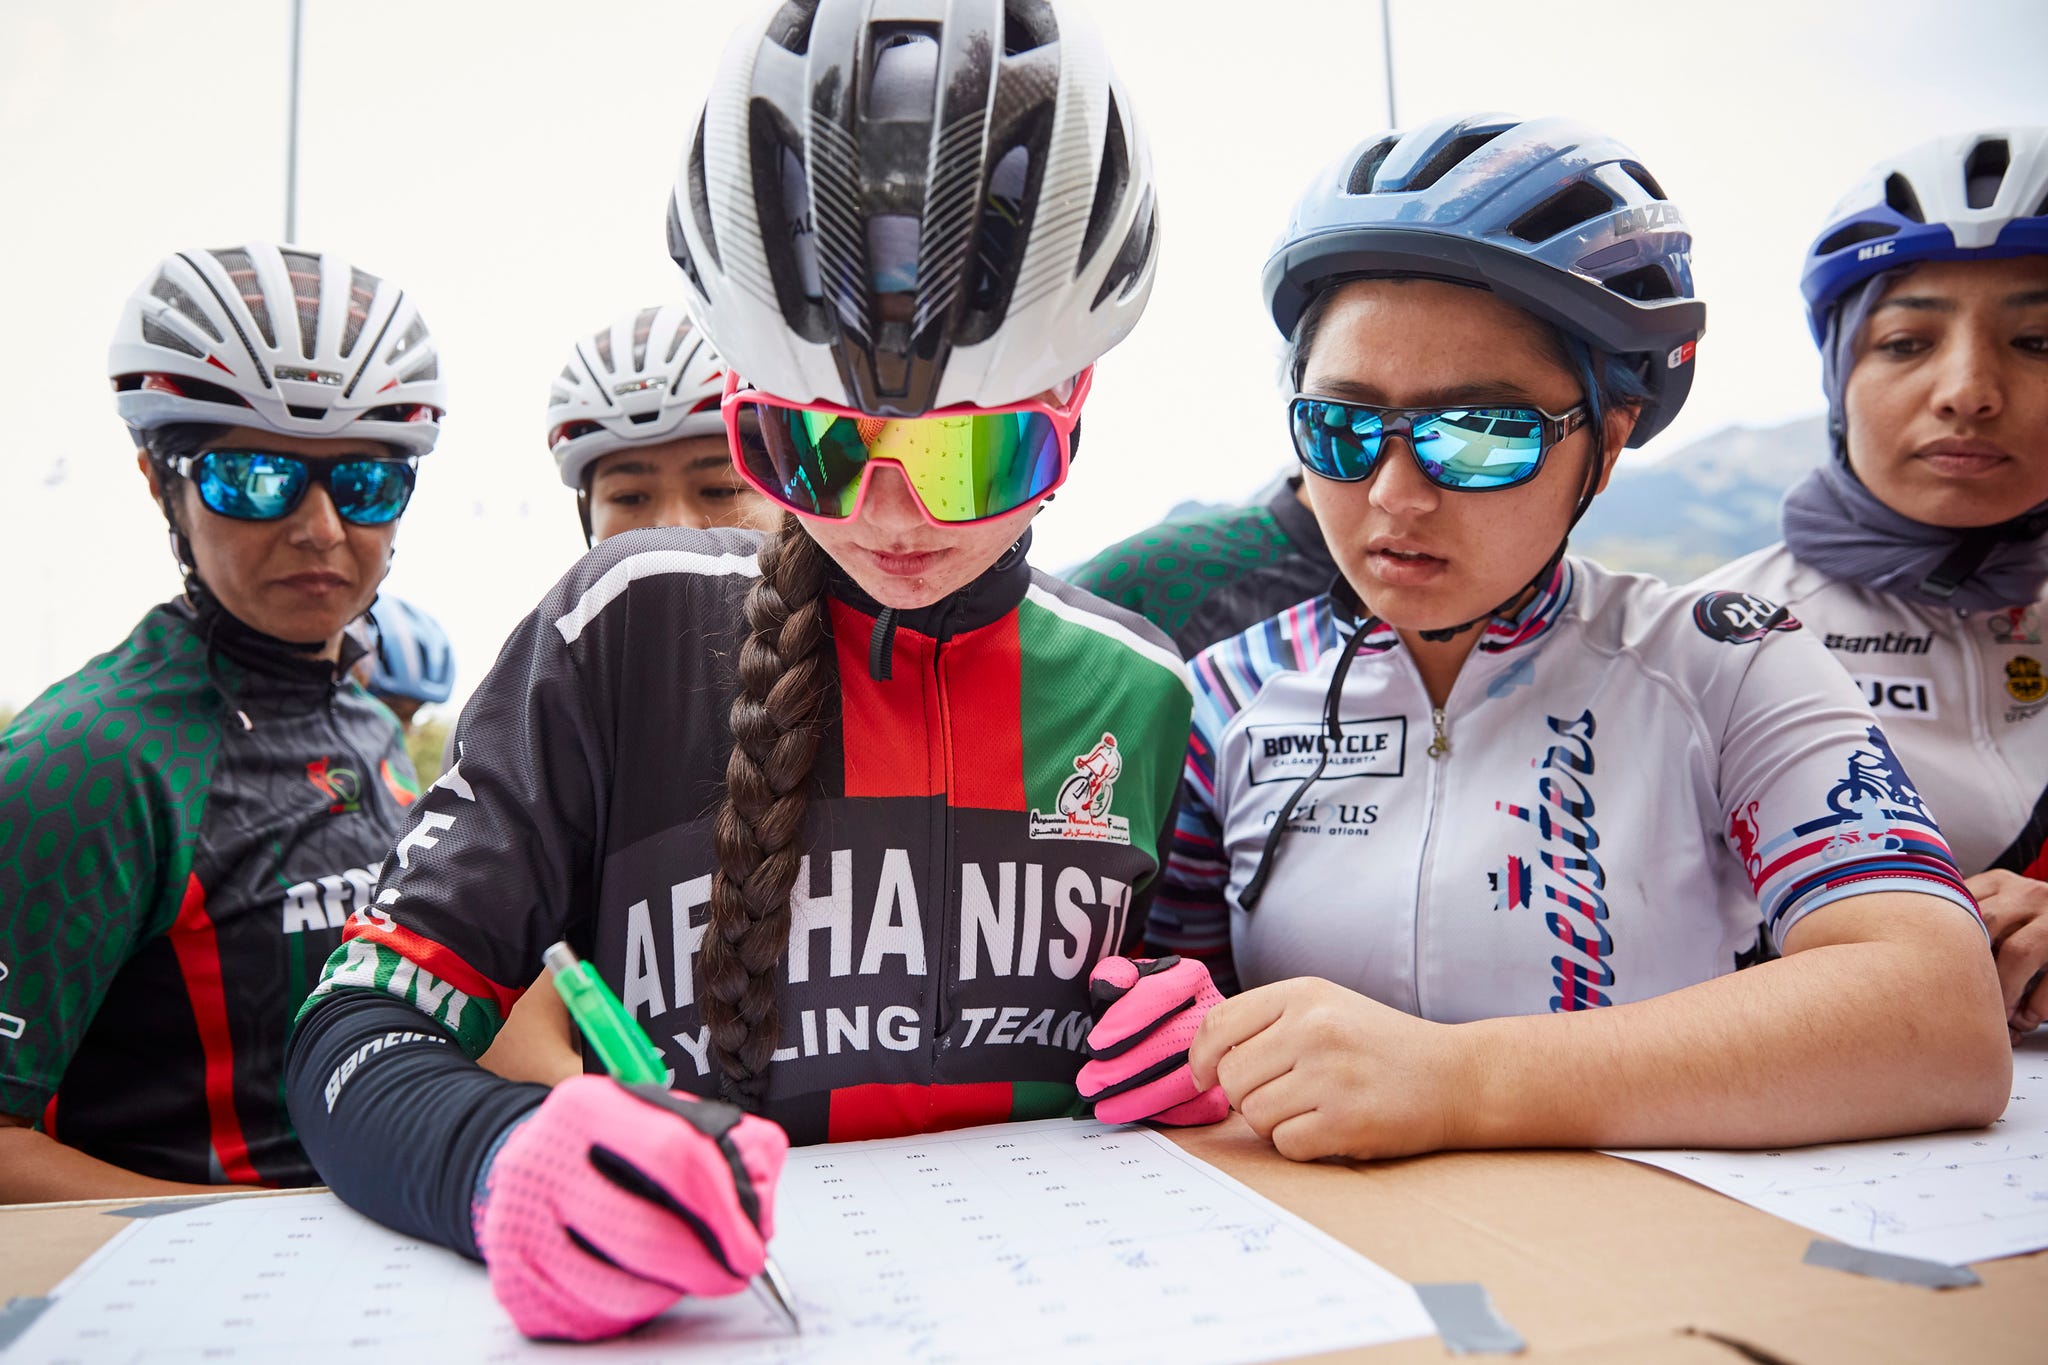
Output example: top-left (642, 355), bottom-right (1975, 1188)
top-left (1572, 414), bottom-right (1828, 583)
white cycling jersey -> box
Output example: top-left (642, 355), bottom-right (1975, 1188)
top-left (1706, 543), bottom-right (2048, 879)
top-left (1149, 558), bottom-right (1980, 1017)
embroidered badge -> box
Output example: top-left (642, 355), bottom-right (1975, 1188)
top-left (1029, 733), bottom-right (1132, 845)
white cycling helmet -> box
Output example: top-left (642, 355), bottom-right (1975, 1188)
top-left (667, 0), bottom-right (1159, 416)
top-left (547, 304), bottom-right (728, 489)
top-left (110, 243), bottom-right (446, 454)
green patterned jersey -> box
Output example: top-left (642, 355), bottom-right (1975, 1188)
top-left (1067, 477), bottom-right (1337, 659)
top-left (0, 598), bottom-right (418, 1185)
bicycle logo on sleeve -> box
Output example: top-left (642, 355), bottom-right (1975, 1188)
top-left (1030, 733), bottom-right (1131, 846)
top-left (1817, 727), bottom-right (1930, 862)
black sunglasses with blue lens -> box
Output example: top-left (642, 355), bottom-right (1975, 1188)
top-left (173, 450), bottom-right (417, 526)
top-left (1288, 396), bottom-right (1590, 492)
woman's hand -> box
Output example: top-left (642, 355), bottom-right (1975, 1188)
top-left (1188, 977), bottom-right (1473, 1161)
top-left (1967, 870), bottom-right (2048, 1039)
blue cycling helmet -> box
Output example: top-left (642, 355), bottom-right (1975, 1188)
top-left (1800, 126), bottom-right (2048, 346)
top-left (1261, 112), bottom-right (1707, 446)
top-left (367, 597), bottom-right (454, 705)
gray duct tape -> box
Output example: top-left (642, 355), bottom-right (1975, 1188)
top-left (1414, 1281), bottom-right (1527, 1355)
top-left (0, 1297), bottom-right (54, 1352)
top-left (104, 1196), bottom-right (235, 1219)
top-left (1802, 1239), bottom-right (1981, 1288)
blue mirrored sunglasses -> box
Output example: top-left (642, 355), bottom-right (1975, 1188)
top-left (174, 450), bottom-right (417, 526)
top-left (1288, 396), bottom-right (1589, 491)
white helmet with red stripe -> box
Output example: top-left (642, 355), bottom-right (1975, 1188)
top-left (546, 304), bottom-right (727, 489)
top-left (109, 243), bottom-right (446, 454)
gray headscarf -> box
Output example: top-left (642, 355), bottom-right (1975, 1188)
top-left (1779, 268), bottom-right (2048, 610)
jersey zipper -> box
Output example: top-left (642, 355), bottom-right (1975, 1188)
top-left (1406, 668), bottom-right (1452, 1019)
top-left (926, 607), bottom-right (961, 1077)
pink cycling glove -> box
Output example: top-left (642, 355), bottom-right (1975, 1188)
top-left (1076, 955), bottom-right (1229, 1127)
top-left (473, 1076), bottom-right (788, 1342)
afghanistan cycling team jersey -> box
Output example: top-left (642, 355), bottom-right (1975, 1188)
top-left (1150, 558), bottom-right (1980, 1016)
top-left (293, 526), bottom-right (1193, 1147)
top-left (0, 597), bottom-right (419, 1185)
top-left (1711, 543), bottom-right (2048, 878)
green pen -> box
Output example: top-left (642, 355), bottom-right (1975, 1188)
top-left (544, 941), bottom-right (801, 1334)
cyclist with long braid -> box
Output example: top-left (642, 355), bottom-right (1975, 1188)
top-left (0, 244), bottom-right (440, 1200)
top-left (283, 1), bottom-right (1199, 1342)
top-left (1139, 115), bottom-right (2008, 1165)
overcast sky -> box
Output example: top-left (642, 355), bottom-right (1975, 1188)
top-left (3, 0), bottom-right (2046, 712)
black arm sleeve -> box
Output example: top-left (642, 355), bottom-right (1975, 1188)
top-left (286, 988), bottom-right (547, 1258)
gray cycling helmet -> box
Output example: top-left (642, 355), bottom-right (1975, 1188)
top-left (1261, 112), bottom-right (1706, 446)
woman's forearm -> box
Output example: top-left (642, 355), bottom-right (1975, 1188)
top-left (1453, 892), bottom-right (2010, 1150)
top-left (0, 1119), bottom-right (232, 1204)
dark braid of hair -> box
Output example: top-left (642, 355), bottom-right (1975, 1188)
top-left (702, 513), bottom-right (836, 1107)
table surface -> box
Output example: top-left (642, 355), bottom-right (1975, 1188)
top-left (2, 1120), bottom-right (2042, 1364)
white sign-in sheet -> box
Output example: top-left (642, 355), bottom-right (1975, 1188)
top-left (8, 1118), bottom-right (1434, 1364)
top-left (1608, 1032), bottom-right (2048, 1266)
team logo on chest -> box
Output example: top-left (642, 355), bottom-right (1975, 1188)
top-left (1989, 606), bottom-right (2043, 645)
top-left (1029, 733), bottom-right (1132, 845)
top-left (306, 757), bottom-right (362, 814)
top-left (2008, 656), bottom-right (2048, 704)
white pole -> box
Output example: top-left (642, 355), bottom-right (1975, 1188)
top-left (1380, 0), bottom-right (1397, 128)
top-left (285, 0), bottom-right (304, 241)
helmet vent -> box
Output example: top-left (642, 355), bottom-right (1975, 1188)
top-left (1091, 189), bottom-right (1155, 309)
top-left (631, 307), bottom-right (659, 370)
top-left (1620, 162), bottom-right (1667, 201)
top-left (1603, 264), bottom-right (1677, 302)
top-left (397, 354), bottom-right (438, 385)
top-left (141, 316), bottom-right (205, 359)
top-left (1813, 220), bottom-right (1895, 256)
top-left (286, 403), bottom-right (326, 421)
top-left (666, 323), bottom-right (695, 366)
top-left (765, 0), bottom-right (818, 55)
top-left (1508, 180), bottom-right (1616, 243)
top-left (558, 363), bottom-right (580, 386)
top-left (1883, 172), bottom-right (1926, 223)
top-left (281, 249), bottom-right (323, 356)
top-left (1078, 92), bottom-right (1130, 269)
top-left (385, 315), bottom-right (428, 366)
top-left (687, 114), bottom-right (721, 271)
top-left (958, 106), bottom-right (1051, 347)
top-left (628, 411), bottom-right (660, 425)
top-left (593, 325), bottom-right (614, 370)
top-left (1402, 130), bottom-right (1505, 193)
top-left (1344, 139), bottom-right (1398, 195)
top-left (149, 274), bottom-right (223, 343)
top-left (1964, 138), bottom-right (2010, 210)
top-left (1004, 2), bottom-right (1058, 55)
top-left (340, 268), bottom-right (378, 357)
top-left (668, 198), bottom-right (706, 295)
top-left (211, 248), bottom-right (276, 348)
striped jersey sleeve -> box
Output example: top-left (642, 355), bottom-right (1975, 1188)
top-left (1708, 620), bottom-right (1979, 950)
top-left (1147, 596), bottom-right (1345, 992)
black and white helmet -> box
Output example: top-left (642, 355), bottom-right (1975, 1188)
top-left (547, 305), bottom-right (728, 489)
top-left (668, 0), bottom-right (1158, 416)
top-left (109, 243), bottom-right (446, 454)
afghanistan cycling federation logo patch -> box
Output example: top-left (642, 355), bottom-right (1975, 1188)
top-left (306, 757), bottom-right (363, 815)
top-left (1029, 733), bottom-right (1131, 846)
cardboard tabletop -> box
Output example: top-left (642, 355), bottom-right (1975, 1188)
top-left (3, 1120), bottom-right (2043, 1363)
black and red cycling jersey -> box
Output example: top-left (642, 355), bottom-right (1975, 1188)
top-left (285, 526), bottom-right (1192, 1251)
